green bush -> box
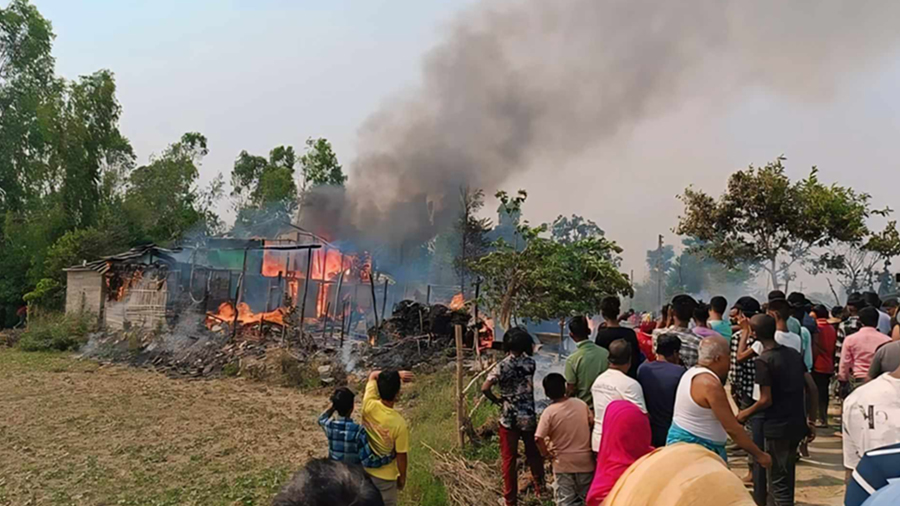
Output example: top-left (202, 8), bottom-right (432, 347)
top-left (17, 312), bottom-right (96, 352)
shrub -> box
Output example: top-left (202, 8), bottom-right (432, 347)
top-left (17, 312), bottom-right (96, 352)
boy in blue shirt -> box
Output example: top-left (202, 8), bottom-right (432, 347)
top-left (318, 387), bottom-right (393, 467)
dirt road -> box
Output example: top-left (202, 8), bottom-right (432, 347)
top-left (729, 426), bottom-right (846, 506)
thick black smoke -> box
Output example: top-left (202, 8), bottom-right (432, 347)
top-left (301, 0), bottom-right (900, 249)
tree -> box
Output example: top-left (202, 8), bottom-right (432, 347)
top-left (298, 137), bottom-right (346, 188)
top-left (454, 187), bottom-right (492, 294)
top-left (811, 221), bottom-right (900, 297)
top-left (124, 132), bottom-right (219, 244)
top-left (677, 157), bottom-right (874, 291)
top-left (490, 189), bottom-right (528, 250)
top-left (0, 1), bottom-right (141, 325)
top-left (471, 193), bottom-right (632, 328)
top-left (550, 214), bottom-right (605, 244)
top-left (231, 146), bottom-right (299, 235)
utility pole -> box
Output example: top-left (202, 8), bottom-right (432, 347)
top-left (656, 235), bottom-right (664, 311)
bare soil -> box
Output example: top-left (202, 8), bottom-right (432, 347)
top-left (0, 350), bottom-right (327, 506)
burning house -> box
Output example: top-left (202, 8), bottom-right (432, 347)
top-left (63, 222), bottom-right (385, 338)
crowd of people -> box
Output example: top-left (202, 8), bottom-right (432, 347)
top-left (272, 290), bottom-right (900, 506)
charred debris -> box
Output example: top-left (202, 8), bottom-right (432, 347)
top-left (65, 226), bottom-right (495, 381)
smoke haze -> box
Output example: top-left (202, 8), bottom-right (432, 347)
top-left (302, 0), bottom-right (900, 253)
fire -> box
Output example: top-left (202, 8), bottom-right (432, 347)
top-left (205, 302), bottom-right (286, 330)
top-left (449, 293), bottom-right (465, 310)
top-left (479, 317), bottom-right (495, 349)
top-left (261, 242), bottom-right (353, 281)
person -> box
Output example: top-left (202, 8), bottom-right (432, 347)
top-left (691, 301), bottom-right (722, 340)
top-left (636, 318), bottom-right (657, 363)
top-left (637, 334), bottom-right (686, 447)
top-left (362, 370), bottom-right (414, 506)
top-left (599, 444), bottom-right (758, 506)
top-left (590, 339), bottom-right (647, 452)
top-left (863, 292), bottom-right (892, 336)
top-left (787, 292), bottom-right (818, 340)
top-left (482, 327), bottom-right (545, 506)
top-left (762, 299), bottom-right (803, 355)
top-left (769, 292), bottom-right (812, 371)
top-left (845, 442), bottom-right (900, 506)
top-left (882, 297), bottom-right (900, 340)
top-left (737, 315), bottom-right (817, 506)
top-left (272, 458), bottom-right (385, 506)
top-left (709, 295), bottom-right (733, 342)
top-left (318, 387), bottom-right (395, 467)
top-left (839, 307), bottom-right (891, 392)
top-left (595, 296), bottom-right (643, 378)
top-left (565, 315), bottom-right (609, 405)
top-left (535, 373), bottom-right (595, 506)
top-left (667, 336), bottom-right (772, 469)
top-left (867, 339), bottom-right (900, 380)
top-left (730, 296), bottom-right (762, 406)
top-left (585, 401), bottom-right (653, 506)
top-left (843, 360), bottom-right (900, 493)
top-left (811, 305), bottom-right (837, 427)
top-left (657, 294), bottom-right (703, 368)
top-left (840, 295), bottom-right (866, 344)
top-left (860, 482), bottom-right (900, 506)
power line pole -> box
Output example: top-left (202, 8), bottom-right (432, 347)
top-left (656, 234), bottom-right (664, 311)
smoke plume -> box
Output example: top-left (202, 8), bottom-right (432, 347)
top-left (302, 0), bottom-right (900, 250)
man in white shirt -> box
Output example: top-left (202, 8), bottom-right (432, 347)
top-left (843, 361), bottom-right (900, 482)
top-left (591, 338), bottom-right (646, 451)
top-left (760, 299), bottom-right (803, 355)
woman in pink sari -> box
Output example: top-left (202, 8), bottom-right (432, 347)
top-left (586, 400), bottom-right (654, 506)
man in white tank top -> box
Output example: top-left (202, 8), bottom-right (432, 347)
top-left (667, 335), bottom-right (772, 468)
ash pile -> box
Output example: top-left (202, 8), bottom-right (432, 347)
top-left (360, 299), bottom-right (493, 372)
top-left (80, 308), bottom-right (342, 384)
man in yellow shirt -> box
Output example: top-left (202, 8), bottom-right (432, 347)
top-left (363, 369), bottom-right (414, 506)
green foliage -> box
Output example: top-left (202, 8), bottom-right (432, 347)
top-left (811, 221), bottom-right (900, 295)
top-left (22, 277), bottom-right (60, 310)
top-left (17, 311), bottom-right (94, 352)
top-left (298, 137), bottom-right (346, 188)
top-left (677, 156), bottom-right (874, 290)
top-left (0, 2), bottom-right (223, 328)
top-left (550, 214), bottom-right (605, 245)
top-left (472, 193), bottom-right (632, 327)
top-left (231, 146), bottom-right (300, 234)
top-left (125, 132), bottom-right (220, 243)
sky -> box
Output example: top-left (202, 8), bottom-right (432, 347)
top-left (31, 0), bottom-right (900, 294)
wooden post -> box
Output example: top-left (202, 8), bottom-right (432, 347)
top-left (455, 324), bottom-right (465, 449)
top-left (369, 271), bottom-right (380, 329)
top-left (474, 279), bottom-right (481, 366)
top-left (231, 247), bottom-right (249, 341)
top-left (558, 318), bottom-right (565, 362)
top-left (321, 302), bottom-right (331, 340)
top-left (330, 268), bottom-right (345, 340)
top-left (381, 279), bottom-right (389, 323)
top-left (426, 285), bottom-right (431, 305)
top-left (299, 248), bottom-right (313, 338)
top-left (340, 301), bottom-right (348, 348)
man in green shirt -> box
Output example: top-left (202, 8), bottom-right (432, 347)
top-left (564, 316), bottom-right (609, 405)
top-left (709, 296), bottom-right (734, 342)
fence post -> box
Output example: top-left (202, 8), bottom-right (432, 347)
top-left (455, 324), bottom-right (465, 449)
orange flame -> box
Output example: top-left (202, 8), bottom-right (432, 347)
top-left (261, 242), bottom-right (353, 281)
top-left (205, 302), bottom-right (286, 330)
top-left (449, 293), bottom-right (465, 310)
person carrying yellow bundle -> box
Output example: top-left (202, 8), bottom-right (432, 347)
top-left (603, 443), bottom-right (755, 506)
